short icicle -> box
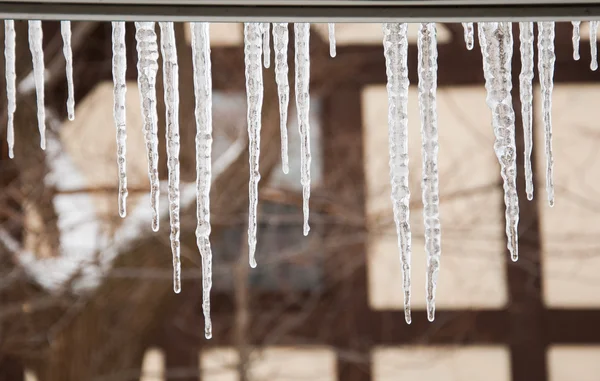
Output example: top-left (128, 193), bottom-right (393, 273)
top-left (5, 20), bottom-right (16, 159)
top-left (272, 23), bottom-right (290, 174)
top-left (478, 22), bottom-right (519, 262)
top-left (537, 22), bottom-right (556, 207)
top-left (135, 22), bottom-right (161, 231)
top-left (462, 22), bottom-right (474, 50)
top-left (328, 23), bottom-right (337, 57)
top-left (159, 22), bottom-right (182, 295)
top-left (382, 22), bottom-right (412, 324)
top-left (244, 23), bottom-right (264, 268)
top-left (295, 23), bottom-right (312, 237)
top-left (61, 21), bottom-right (75, 120)
top-left (417, 23), bottom-right (441, 322)
top-left (191, 22), bottom-right (214, 339)
top-left (572, 21), bottom-right (581, 61)
top-left (28, 20), bottom-right (46, 150)
top-left (112, 22), bottom-right (128, 218)
top-left (519, 22), bottom-right (535, 200)
top-left (262, 22), bottom-right (271, 69)
top-left (590, 21), bottom-right (598, 71)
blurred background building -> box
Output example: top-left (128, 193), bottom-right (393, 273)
top-left (1, 21), bottom-right (600, 381)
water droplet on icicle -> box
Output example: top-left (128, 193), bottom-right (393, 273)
top-left (538, 22), bottom-right (556, 207)
top-left (295, 23), bottom-right (312, 237)
top-left (272, 23), bottom-right (290, 174)
top-left (262, 22), bottom-right (271, 69)
top-left (328, 23), bottom-right (336, 57)
top-left (519, 22), bottom-right (535, 201)
top-left (28, 20), bottom-right (46, 150)
top-left (191, 22), bottom-right (214, 340)
top-left (159, 22), bottom-right (182, 295)
top-left (478, 22), bottom-right (519, 262)
top-left (462, 22), bottom-right (474, 50)
top-left (111, 22), bottom-right (128, 218)
top-left (61, 20), bottom-right (75, 121)
top-left (382, 22), bottom-right (412, 324)
top-left (417, 23), bottom-right (441, 322)
top-left (5, 20), bottom-right (16, 159)
top-left (590, 21), bottom-right (598, 71)
top-left (572, 21), bottom-right (581, 61)
top-left (244, 23), bottom-right (263, 269)
top-left (135, 22), bottom-right (161, 231)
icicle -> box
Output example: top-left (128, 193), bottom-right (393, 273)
top-left (112, 22), bottom-right (128, 218)
top-left (191, 22), bottom-right (213, 340)
top-left (135, 22), bottom-right (161, 231)
top-left (478, 22), bottom-right (519, 262)
top-left (61, 21), bottom-right (75, 121)
top-left (417, 23), bottom-right (441, 323)
top-left (519, 22), bottom-right (534, 200)
top-left (572, 21), bottom-right (581, 61)
top-left (538, 22), bottom-right (555, 207)
top-left (5, 20), bottom-right (15, 159)
top-left (272, 23), bottom-right (290, 174)
top-left (159, 22), bottom-right (182, 295)
top-left (590, 21), bottom-right (598, 71)
top-left (244, 23), bottom-right (263, 269)
top-left (328, 23), bottom-right (336, 57)
top-left (295, 23), bottom-right (311, 237)
top-left (262, 22), bottom-right (271, 69)
top-left (382, 23), bottom-right (412, 324)
top-left (462, 22), bottom-right (474, 50)
top-left (28, 20), bottom-right (46, 150)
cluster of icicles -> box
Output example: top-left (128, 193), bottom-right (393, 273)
top-left (4, 20), bottom-right (598, 338)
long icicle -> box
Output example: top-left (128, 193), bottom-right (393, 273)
top-left (382, 22), bottom-right (412, 324)
top-left (5, 20), bottom-right (15, 159)
top-left (328, 23), bottom-right (337, 57)
top-left (295, 23), bottom-right (311, 237)
top-left (191, 22), bottom-right (214, 340)
top-left (61, 20), bottom-right (75, 120)
top-left (538, 22), bottom-right (556, 207)
top-left (272, 23), bottom-right (290, 174)
top-left (28, 20), bottom-right (46, 150)
top-left (519, 22), bottom-right (535, 200)
top-left (112, 22), bottom-right (128, 218)
top-left (417, 23), bottom-right (441, 323)
top-left (478, 22), bottom-right (519, 262)
top-left (159, 22), bottom-right (182, 295)
top-left (591, 21), bottom-right (598, 71)
top-left (244, 23), bottom-right (263, 268)
top-left (262, 22), bottom-right (271, 69)
top-left (462, 22), bottom-right (474, 50)
top-left (135, 22), bottom-right (161, 231)
top-left (572, 21), bottom-right (581, 61)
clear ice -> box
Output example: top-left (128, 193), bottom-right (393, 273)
top-left (272, 23), bottom-right (290, 174)
top-left (244, 23), bottom-right (263, 269)
top-left (61, 20), bottom-right (75, 121)
top-left (462, 22), bottom-right (474, 50)
top-left (191, 22), bottom-right (214, 340)
top-left (5, 20), bottom-right (15, 159)
top-left (135, 22), bottom-right (161, 231)
top-left (572, 21), bottom-right (581, 61)
top-left (417, 23), bottom-right (441, 322)
top-left (262, 22), bottom-right (271, 69)
top-left (295, 23), bottom-right (312, 237)
top-left (478, 22), bottom-right (519, 261)
top-left (328, 23), bottom-right (337, 57)
top-left (538, 22), bottom-right (556, 207)
top-left (112, 21), bottom-right (128, 218)
top-left (519, 22), bottom-right (535, 200)
top-left (28, 20), bottom-right (46, 150)
top-left (382, 22), bottom-right (412, 324)
top-left (159, 22), bottom-right (182, 295)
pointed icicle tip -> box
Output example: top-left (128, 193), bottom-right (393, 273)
top-left (427, 309), bottom-right (435, 322)
top-left (250, 257), bottom-right (257, 269)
